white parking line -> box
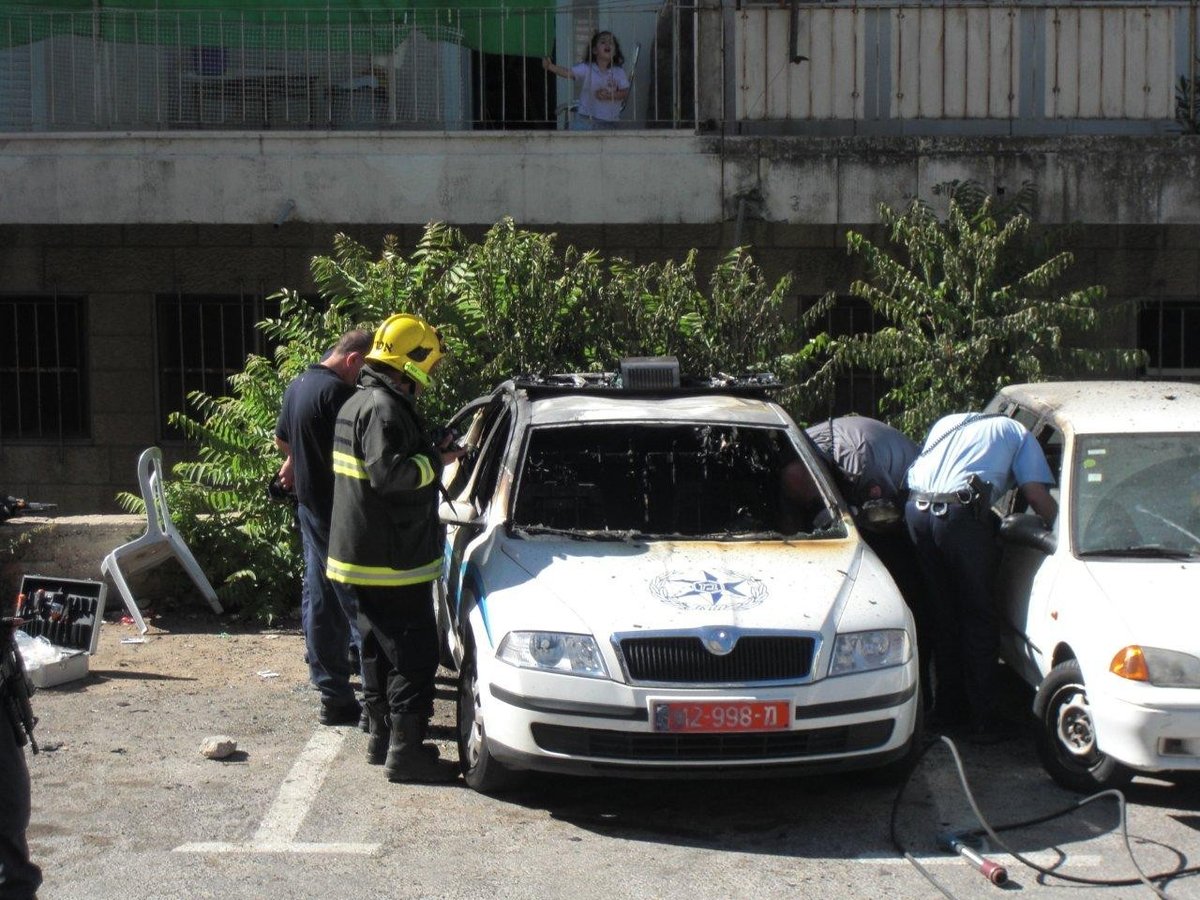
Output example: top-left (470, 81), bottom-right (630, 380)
top-left (175, 727), bottom-right (380, 856)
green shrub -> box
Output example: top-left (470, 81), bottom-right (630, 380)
top-left (798, 182), bottom-right (1143, 438)
top-left (152, 219), bottom-right (798, 622)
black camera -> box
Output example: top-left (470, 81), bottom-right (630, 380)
top-left (431, 425), bottom-right (463, 452)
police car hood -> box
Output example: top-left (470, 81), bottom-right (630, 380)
top-left (495, 533), bottom-right (865, 634)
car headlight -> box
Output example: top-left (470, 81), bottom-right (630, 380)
top-left (496, 631), bottom-right (609, 678)
top-left (829, 630), bottom-right (910, 677)
top-left (1110, 646), bottom-right (1200, 687)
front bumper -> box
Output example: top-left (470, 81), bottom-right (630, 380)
top-left (1090, 685), bottom-right (1200, 773)
top-left (479, 659), bottom-right (920, 777)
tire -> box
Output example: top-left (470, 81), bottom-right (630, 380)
top-left (1033, 659), bottom-right (1132, 793)
top-left (457, 654), bottom-right (519, 794)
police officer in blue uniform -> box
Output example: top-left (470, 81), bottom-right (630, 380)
top-left (905, 413), bottom-right (1057, 744)
top-left (805, 416), bottom-right (918, 521)
top-left (806, 416), bottom-right (928, 700)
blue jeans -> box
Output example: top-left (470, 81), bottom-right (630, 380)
top-left (297, 503), bottom-right (362, 704)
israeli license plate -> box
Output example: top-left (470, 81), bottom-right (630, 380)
top-left (652, 700), bottom-right (791, 733)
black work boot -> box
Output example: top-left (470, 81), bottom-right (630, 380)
top-left (365, 702), bottom-right (390, 766)
top-left (319, 696), bottom-right (362, 727)
top-left (384, 714), bottom-right (457, 783)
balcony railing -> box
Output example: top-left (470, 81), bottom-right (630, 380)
top-left (1, 2), bottom-right (1196, 135)
top-left (734, 0), bottom-right (1198, 135)
top-left (0, 3), bottom-right (694, 131)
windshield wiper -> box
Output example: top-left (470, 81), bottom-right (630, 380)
top-left (1078, 545), bottom-right (1199, 560)
top-left (511, 525), bottom-right (647, 541)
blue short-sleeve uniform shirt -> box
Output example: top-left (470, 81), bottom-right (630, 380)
top-left (906, 413), bottom-right (1054, 495)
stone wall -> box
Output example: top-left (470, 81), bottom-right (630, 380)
top-left (1, 515), bottom-right (184, 613)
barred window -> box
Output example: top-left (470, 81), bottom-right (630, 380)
top-left (1138, 299), bottom-right (1200, 380)
top-left (805, 294), bottom-right (886, 419)
top-left (156, 293), bottom-right (279, 441)
top-left (0, 294), bottom-right (89, 440)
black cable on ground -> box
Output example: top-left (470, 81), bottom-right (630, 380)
top-left (889, 734), bottom-right (1200, 897)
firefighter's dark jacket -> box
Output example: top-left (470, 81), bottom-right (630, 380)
top-left (326, 364), bottom-right (444, 587)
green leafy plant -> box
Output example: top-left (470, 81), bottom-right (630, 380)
top-left (799, 182), bottom-right (1143, 438)
top-left (156, 219), bottom-right (798, 622)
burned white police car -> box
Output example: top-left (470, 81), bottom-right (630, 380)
top-left (435, 358), bottom-right (919, 792)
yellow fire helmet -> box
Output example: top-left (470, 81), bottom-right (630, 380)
top-left (365, 313), bottom-right (446, 389)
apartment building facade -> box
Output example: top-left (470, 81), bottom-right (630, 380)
top-left (2, 0), bottom-right (1198, 511)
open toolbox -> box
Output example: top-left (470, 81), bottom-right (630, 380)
top-left (14, 575), bottom-right (106, 688)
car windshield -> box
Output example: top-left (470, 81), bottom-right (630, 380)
top-left (511, 422), bottom-right (841, 540)
top-left (1073, 433), bottom-right (1200, 558)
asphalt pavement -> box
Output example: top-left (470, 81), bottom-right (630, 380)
top-left (20, 610), bottom-right (1200, 900)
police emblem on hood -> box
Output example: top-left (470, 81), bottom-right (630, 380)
top-left (649, 570), bottom-right (767, 611)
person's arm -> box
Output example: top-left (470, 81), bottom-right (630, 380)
top-left (542, 57), bottom-right (573, 79)
top-left (1020, 481), bottom-right (1058, 527)
top-left (598, 85), bottom-right (629, 102)
top-left (273, 435), bottom-right (295, 491)
top-left (596, 67), bottom-right (630, 102)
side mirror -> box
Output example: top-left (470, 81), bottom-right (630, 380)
top-left (1000, 512), bottom-right (1057, 555)
top-left (439, 499), bottom-right (480, 527)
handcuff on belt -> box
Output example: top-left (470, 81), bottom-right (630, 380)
top-left (910, 485), bottom-right (976, 517)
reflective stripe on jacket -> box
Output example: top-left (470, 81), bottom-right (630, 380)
top-left (326, 365), bottom-right (444, 587)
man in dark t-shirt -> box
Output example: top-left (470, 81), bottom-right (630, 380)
top-left (275, 329), bottom-right (371, 726)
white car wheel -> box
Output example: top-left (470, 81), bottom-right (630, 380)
top-left (1034, 659), bottom-right (1132, 793)
top-left (456, 654), bottom-right (518, 794)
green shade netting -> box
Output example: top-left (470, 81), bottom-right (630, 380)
top-left (0, 2), bottom-right (556, 57)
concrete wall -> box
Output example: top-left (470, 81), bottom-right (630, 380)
top-left (2, 133), bottom-right (1200, 228)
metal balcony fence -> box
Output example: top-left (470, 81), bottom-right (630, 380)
top-left (2, 2), bottom-right (1197, 135)
top-left (734, 0), bottom-right (1199, 135)
top-left (0, 3), bottom-right (694, 131)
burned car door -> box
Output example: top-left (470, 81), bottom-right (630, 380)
top-left (441, 396), bottom-right (513, 635)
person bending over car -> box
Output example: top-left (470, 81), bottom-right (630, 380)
top-left (905, 412), bottom-right (1057, 745)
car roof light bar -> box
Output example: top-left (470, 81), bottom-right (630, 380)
top-left (619, 356), bottom-right (681, 391)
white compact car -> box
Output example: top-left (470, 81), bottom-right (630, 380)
top-left (988, 381), bottom-right (1200, 792)
top-left (435, 358), bottom-right (919, 793)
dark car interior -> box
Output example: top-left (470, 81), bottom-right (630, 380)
top-left (512, 422), bottom-right (833, 538)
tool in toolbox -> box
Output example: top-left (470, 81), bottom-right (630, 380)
top-left (12, 576), bottom-right (107, 688)
top-left (15, 585), bottom-right (103, 655)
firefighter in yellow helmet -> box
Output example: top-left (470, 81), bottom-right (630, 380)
top-left (327, 313), bottom-right (464, 783)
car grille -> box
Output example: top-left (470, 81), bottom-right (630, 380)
top-left (619, 635), bottom-right (815, 684)
top-left (531, 720), bottom-right (895, 761)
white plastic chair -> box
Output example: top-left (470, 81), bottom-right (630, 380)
top-left (100, 447), bottom-right (223, 633)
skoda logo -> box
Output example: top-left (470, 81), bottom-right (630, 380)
top-left (649, 569), bottom-right (767, 611)
top-left (703, 628), bottom-right (737, 656)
